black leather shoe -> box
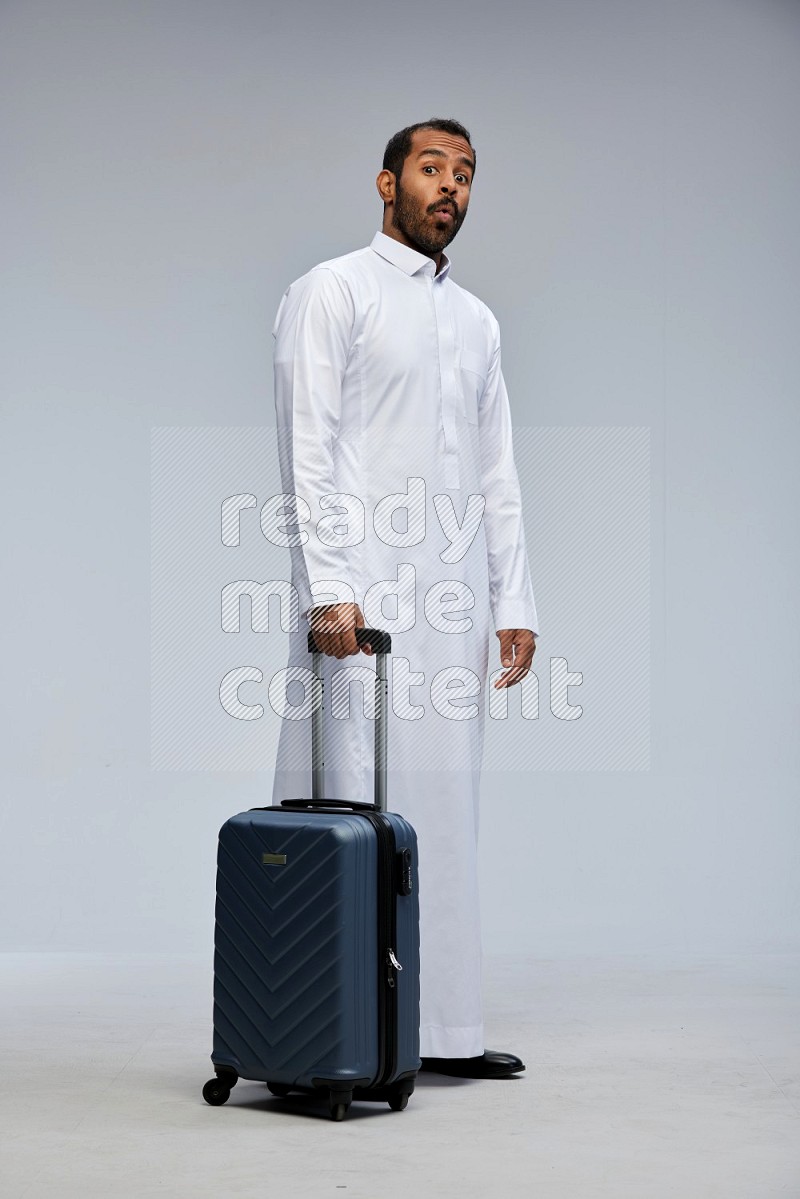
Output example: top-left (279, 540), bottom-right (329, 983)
top-left (419, 1050), bottom-right (526, 1078)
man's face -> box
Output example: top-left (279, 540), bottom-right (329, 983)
top-left (390, 128), bottom-right (474, 254)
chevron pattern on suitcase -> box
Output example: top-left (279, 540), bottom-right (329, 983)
top-left (211, 812), bottom-right (379, 1085)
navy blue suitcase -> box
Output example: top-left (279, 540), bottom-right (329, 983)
top-left (203, 627), bottom-right (421, 1120)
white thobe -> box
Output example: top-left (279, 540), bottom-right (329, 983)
top-left (270, 230), bottom-right (540, 1058)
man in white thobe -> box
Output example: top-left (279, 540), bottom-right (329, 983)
top-left (270, 118), bottom-right (539, 1079)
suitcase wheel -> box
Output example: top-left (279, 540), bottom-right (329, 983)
top-left (328, 1089), bottom-right (353, 1121)
top-left (202, 1078), bottom-right (231, 1106)
top-left (266, 1082), bottom-right (292, 1098)
top-left (388, 1092), bottom-right (409, 1112)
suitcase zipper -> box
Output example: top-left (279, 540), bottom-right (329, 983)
top-left (360, 810), bottom-right (399, 1089)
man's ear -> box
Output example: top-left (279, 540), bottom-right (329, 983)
top-left (376, 169), bottom-right (395, 206)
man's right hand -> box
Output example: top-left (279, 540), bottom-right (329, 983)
top-left (307, 602), bottom-right (373, 659)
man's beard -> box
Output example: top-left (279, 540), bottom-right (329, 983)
top-left (391, 180), bottom-right (464, 254)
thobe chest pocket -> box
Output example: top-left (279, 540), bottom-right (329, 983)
top-left (457, 350), bottom-right (487, 424)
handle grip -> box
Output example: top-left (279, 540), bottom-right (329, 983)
top-left (280, 798), bottom-right (378, 812)
top-left (306, 626), bottom-right (392, 655)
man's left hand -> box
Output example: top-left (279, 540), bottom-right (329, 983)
top-left (494, 628), bottom-right (536, 688)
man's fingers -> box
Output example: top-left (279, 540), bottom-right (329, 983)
top-left (500, 643), bottom-right (518, 669)
top-left (339, 620), bottom-right (358, 658)
top-left (493, 635), bottom-right (535, 687)
top-left (310, 604), bottom-right (375, 658)
top-left (333, 628), bottom-right (349, 659)
top-left (493, 664), bottom-right (530, 689)
top-left (312, 626), bottom-right (341, 658)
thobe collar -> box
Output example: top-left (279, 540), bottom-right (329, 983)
top-left (370, 229), bottom-right (452, 281)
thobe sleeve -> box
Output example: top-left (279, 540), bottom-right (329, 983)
top-left (272, 267), bottom-right (358, 623)
top-left (477, 317), bottom-right (541, 639)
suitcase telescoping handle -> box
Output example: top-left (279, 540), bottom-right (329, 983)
top-left (298, 626), bottom-right (392, 812)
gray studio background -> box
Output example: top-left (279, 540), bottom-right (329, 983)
top-left (1, 0), bottom-right (798, 958)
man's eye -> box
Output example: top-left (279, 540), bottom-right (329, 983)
top-left (423, 165), bottom-right (436, 173)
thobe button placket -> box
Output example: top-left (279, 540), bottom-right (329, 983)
top-left (427, 272), bottom-right (461, 490)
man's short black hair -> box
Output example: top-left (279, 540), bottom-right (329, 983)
top-left (382, 118), bottom-right (476, 187)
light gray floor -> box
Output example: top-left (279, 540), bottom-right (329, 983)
top-left (1, 952), bottom-right (798, 1198)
